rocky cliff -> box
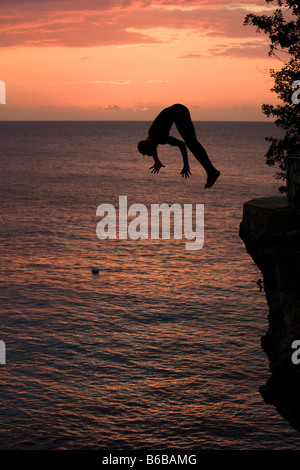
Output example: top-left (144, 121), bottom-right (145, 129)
top-left (239, 156), bottom-right (300, 431)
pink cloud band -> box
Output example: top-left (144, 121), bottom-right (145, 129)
top-left (0, 0), bottom-right (269, 49)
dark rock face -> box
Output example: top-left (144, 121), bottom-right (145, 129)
top-left (239, 195), bottom-right (300, 431)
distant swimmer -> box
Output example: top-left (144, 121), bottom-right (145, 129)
top-left (257, 278), bottom-right (264, 292)
top-left (137, 104), bottom-right (220, 189)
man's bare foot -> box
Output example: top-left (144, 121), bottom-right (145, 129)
top-left (205, 170), bottom-right (220, 189)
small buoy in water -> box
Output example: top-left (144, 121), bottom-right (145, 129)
top-left (91, 267), bottom-right (99, 275)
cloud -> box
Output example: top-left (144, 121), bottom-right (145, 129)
top-left (43, 79), bottom-right (131, 85)
top-left (0, 10), bottom-right (159, 47)
top-left (177, 40), bottom-right (271, 59)
top-left (144, 79), bottom-right (170, 83)
top-left (98, 104), bottom-right (150, 113)
top-left (80, 56), bottom-right (104, 61)
top-left (0, 0), bottom-right (267, 6)
top-left (99, 104), bottom-right (122, 111)
top-left (94, 80), bottom-right (131, 85)
top-left (0, 0), bottom-right (271, 48)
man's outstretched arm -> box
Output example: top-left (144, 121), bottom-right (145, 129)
top-left (167, 136), bottom-right (191, 178)
top-left (149, 146), bottom-right (165, 174)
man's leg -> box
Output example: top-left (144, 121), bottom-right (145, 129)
top-left (174, 106), bottom-right (220, 188)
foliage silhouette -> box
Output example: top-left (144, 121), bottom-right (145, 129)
top-left (244, 0), bottom-right (300, 191)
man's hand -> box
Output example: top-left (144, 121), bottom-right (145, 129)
top-left (180, 166), bottom-right (191, 178)
top-left (149, 161), bottom-right (165, 174)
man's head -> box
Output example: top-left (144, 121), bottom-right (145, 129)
top-left (137, 140), bottom-right (152, 156)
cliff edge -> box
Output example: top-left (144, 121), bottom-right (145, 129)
top-left (239, 156), bottom-right (300, 431)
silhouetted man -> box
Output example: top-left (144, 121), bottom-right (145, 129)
top-left (137, 104), bottom-right (220, 189)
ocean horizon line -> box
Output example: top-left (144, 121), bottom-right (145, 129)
top-left (0, 119), bottom-right (275, 123)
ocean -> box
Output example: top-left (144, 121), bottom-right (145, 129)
top-left (0, 120), bottom-right (300, 450)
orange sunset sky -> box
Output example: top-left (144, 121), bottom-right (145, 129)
top-left (0, 0), bottom-right (283, 121)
